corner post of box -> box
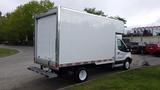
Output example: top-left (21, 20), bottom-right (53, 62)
top-left (34, 14), bottom-right (38, 63)
top-left (55, 6), bottom-right (61, 69)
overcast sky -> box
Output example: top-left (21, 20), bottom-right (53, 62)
top-left (0, 0), bottom-right (160, 27)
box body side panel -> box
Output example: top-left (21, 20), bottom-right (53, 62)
top-left (59, 8), bottom-right (123, 65)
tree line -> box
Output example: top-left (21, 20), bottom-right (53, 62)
top-left (84, 8), bottom-right (127, 24)
top-left (0, 0), bottom-right (126, 45)
top-left (0, 0), bottom-right (54, 45)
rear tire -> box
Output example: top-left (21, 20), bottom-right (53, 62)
top-left (123, 60), bottom-right (130, 70)
top-left (74, 68), bottom-right (88, 82)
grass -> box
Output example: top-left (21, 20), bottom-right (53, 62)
top-left (0, 48), bottom-right (18, 58)
top-left (64, 66), bottom-right (160, 90)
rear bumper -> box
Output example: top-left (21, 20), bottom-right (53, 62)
top-left (35, 58), bottom-right (58, 70)
top-left (28, 66), bottom-right (58, 78)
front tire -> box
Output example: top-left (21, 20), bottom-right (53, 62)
top-left (74, 68), bottom-right (88, 82)
top-left (123, 60), bottom-right (130, 70)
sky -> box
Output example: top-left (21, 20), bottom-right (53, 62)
top-left (0, 0), bottom-right (160, 27)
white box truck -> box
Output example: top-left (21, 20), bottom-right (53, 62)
top-left (28, 6), bottom-right (132, 82)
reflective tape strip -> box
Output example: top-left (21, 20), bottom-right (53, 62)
top-left (59, 59), bottom-right (113, 68)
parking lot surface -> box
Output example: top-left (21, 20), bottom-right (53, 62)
top-left (0, 45), bottom-right (160, 90)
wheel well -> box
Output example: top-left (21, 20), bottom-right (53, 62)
top-left (126, 57), bottom-right (132, 64)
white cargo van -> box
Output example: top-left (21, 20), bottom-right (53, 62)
top-left (28, 6), bottom-right (132, 82)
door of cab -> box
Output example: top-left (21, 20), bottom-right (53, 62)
top-left (115, 35), bottom-right (129, 61)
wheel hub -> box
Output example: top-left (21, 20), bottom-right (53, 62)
top-left (79, 70), bottom-right (87, 81)
top-left (125, 61), bottom-right (130, 69)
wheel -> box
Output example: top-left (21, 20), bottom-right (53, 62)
top-left (40, 65), bottom-right (44, 70)
top-left (123, 60), bottom-right (130, 70)
top-left (74, 68), bottom-right (88, 82)
top-left (155, 52), bottom-right (160, 57)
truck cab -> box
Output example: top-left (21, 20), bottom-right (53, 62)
top-left (115, 34), bottom-right (132, 69)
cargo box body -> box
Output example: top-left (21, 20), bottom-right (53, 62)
top-left (34, 7), bottom-right (124, 70)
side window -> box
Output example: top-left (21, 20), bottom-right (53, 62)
top-left (117, 39), bottom-right (127, 52)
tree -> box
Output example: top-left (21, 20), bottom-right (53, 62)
top-left (109, 16), bottom-right (127, 24)
top-left (84, 8), bottom-right (106, 17)
top-left (0, 12), bottom-right (8, 43)
top-left (5, 0), bottom-right (54, 45)
top-left (84, 8), bottom-right (127, 24)
top-left (0, 11), bottom-right (2, 16)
